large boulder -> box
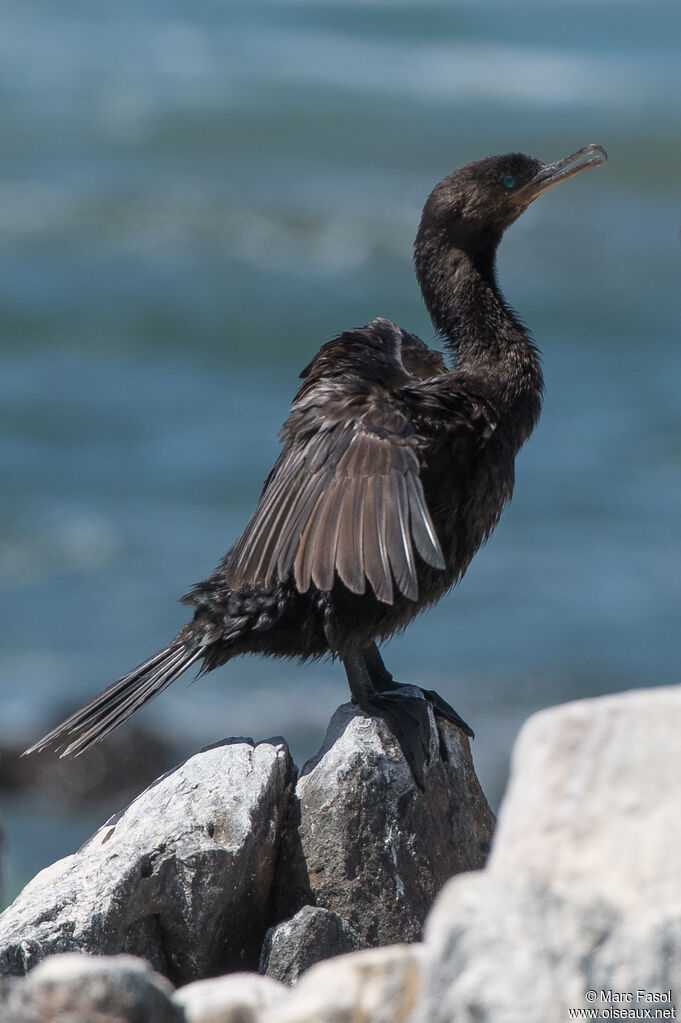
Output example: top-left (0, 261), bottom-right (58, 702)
top-left (0, 738), bottom-right (294, 985)
top-left (273, 703), bottom-right (495, 948)
top-left (3, 952), bottom-right (180, 1023)
top-left (488, 684), bottom-right (681, 906)
top-left (415, 684), bottom-right (681, 1023)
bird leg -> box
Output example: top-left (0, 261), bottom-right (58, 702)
top-left (341, 646), bottom-right (432, 790)
top-left (363, 642), bottom-right (475, 737)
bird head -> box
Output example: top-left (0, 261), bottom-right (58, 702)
top-left (416, 144), bottom-right (607, 261)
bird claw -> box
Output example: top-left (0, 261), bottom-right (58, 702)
top-left (419, 687), bottom-right (475, 738)
top-left (374, 677), bottom-right (474, 736)
top-left (364, 683), bottom-right (473, 791)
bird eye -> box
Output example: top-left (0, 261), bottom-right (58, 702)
top-left (502, 174), bottom-right (516, 189)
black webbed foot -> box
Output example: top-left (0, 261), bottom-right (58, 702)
top-left (342, 644), bottom-right (474, 791)
top-left (376, 682), bottom-right (474, 772)
top-left (364, 685), bottom-right (432, 790)
top-left (364, 642), bottom-right (474, 737)
top-left (416, 686), bottom-right (474, 738)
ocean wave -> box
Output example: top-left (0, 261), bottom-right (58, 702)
top-left (1, 6), bottom-right (677, 122)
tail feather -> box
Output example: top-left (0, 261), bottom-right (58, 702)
top-left (24, 643), bottom-right (203, 759)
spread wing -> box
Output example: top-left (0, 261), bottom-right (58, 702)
top-left (223, 403), bottom-right (444, 604)
top-left (222, 321), bottom-right (448, 604)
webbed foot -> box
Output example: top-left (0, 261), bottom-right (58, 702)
top-left (342, 643), bottom-right (474, 791)
top-left (363, 684), bottom-right (432, 790)
top-left (410, 684), bottom-right (474, 738)
top-left (364, 641), bottom-right (474, 737)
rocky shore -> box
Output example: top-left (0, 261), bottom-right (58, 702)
top-left (1, 684), bottom-right (679, 1022)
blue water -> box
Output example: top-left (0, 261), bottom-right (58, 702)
top-left (1, 0), bottom-right (680, 905)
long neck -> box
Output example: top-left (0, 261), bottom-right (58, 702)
top-left (414, 234), bottom-right (544, 449)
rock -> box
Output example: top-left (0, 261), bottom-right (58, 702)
top-left (3, 952), bottom-right (180, 1023)
top-left (0, 699), bottom-right (496, 997)
top-left (416, 872), bottom-right (610, 1023)
top-left (418, 871), bottom-right (681, 1023)
top-left (0, 974), bottom-right (19, 1005)
top-left (260, 906), bottom-right (363, 984)
top-left (414, 684), bottom-right (681, 1023)
top-left (0, 738), bottom-right (294, 985)
top-left (489, 684), bottom-right (681, 909)
top-left (262, 944), bottom-right (423, 1023)
top-left (173, 972), bottom-right (286, 1023)
top-left (273, 703), bottom-right (495, 947)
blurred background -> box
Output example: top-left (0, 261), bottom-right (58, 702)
top-left (1, 0), bottom-right (679, 907)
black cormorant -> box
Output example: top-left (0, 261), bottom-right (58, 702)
top-left (26, 144), bottom-right (607, 787)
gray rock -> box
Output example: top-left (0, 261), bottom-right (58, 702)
top-left (274, 703), bottom-right (494, 947)
top-left (489, 684), bottom-right (681, 910)
top-left (260, 906), bottom-right (363, 984)
top-left (0, 974), bottom-right (19, 1006)
top-left (0, 699), bottom-right (495, 997)
top-left (417, 872), bottom-right (681, 1023)
top-left (173, 972), bottom-right (285, 1023)
top-left (415, 684), bottom-right (681, 1023)
top-left (0, 738), bottom-right (294, 985)
top-left (3, 952), bottom-right (180, 1023)
top-left (416, 872), bottom-right (611, 1023)
top-left (262, 944), bottom-right (423, 1023)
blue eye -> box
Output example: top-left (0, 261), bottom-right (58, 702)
top-left (503, 174), bottom-right (516, 189)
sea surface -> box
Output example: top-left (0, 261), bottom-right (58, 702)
top-left (1, 0), bottom-right (680, 906)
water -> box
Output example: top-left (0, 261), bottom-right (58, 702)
top-left (1, 0), bottom-right (680, 906)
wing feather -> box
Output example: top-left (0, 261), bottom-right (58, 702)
top-left (308, 479), bottom-right (345, 592)
top-left (364, 475), bottom-right (393, 603)
top-left (238, 479), bottom-right (301, 584)
top-left (374, 471), bottom-right (395, 603)
top-left (275, 470), bottom-right (332, 582)
top-left (228, 450), bottom-right (303, 583)
top-left (405, 471), bottom-right (446, 570)
top-left (335, 476), bottom-right (366, 594)
top-left (293, 489), bottom-right (324, 593)
top-left (220, 323), bottom-right (462, 603)
top-left (387, 468), bottom-right (418, 601)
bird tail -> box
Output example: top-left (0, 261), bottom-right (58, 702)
top-left (23, 642), bottom-right (204, 758)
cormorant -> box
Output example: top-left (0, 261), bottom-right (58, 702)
top-left (26, 144), bottom-right (606, 787)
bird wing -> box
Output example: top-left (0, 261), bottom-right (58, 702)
top-left (223, 402), bottom-right (445, 604)
top-left (222, 322), bottom-right (447, 604)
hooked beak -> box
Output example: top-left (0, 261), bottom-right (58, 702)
top-left (512, 144), bottom-right (607, 206)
